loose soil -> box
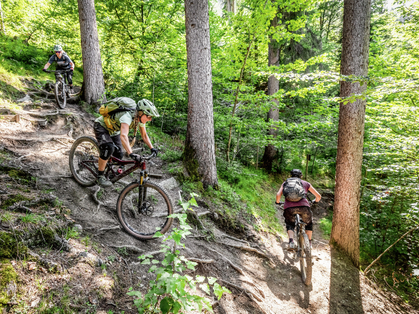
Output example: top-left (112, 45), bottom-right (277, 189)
top-left (0, 88), bottom-right (418, 313)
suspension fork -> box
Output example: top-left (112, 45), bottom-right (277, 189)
top-left (137, 171), bottom-right (149, 210)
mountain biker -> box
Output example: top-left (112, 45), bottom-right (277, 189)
top-left (275, 169), bottom-right (321, 250)
top-left (42, 45), bottom-right (75, 94)
top-left (94, 98), bottom-right (159, 188)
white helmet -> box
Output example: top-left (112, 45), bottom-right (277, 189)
top-left (53, 44), bottom-right (62, 52)
top-left (137, 99), bottom-right (160, 117)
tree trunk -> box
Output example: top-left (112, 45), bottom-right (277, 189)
top-left (262, 14), bottom-right (280, 172)
top-left (331, 0), bottom-right (371, 267)
top-left (183, 0), bottom-right (218, 187)
top-left (77, 0), bottom-right (106, 105)
top-left (0, 0), bottom-right (5, 35)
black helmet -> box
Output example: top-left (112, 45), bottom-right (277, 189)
top-left (290, 169), bottom-right (302, 178)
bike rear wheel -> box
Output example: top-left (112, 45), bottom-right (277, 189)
top-left (299, 232), bottom-right (312, 285)
top-left (69, 136), bottom-right (100, 187)
top-left (54, 81), bottom-right (66, 109)
top-left (116, 181), bottom-right (173, 240)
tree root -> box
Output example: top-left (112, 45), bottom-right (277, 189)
top-left (96, 225), bottom-right (121, 234)
top-left (92, 186), bottom-right (104, 212)
top-left (7, 194), bottom-right (57, 211)
top-left (216, 241), bottom-right (271, 260)
top-left (109, 245), bottom-right (143, 254)
top-left (186, 258), bottom-right (214, 264)
top-left (222, 234), bottom-right (250, 246)
top-left (206, 246), bottom-right (265, 299)
top-left (219, 279), bottom-right (262, 302)
top-left (15, 108), bottom-right (73, 117)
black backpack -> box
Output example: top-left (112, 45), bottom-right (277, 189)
top-left (283, 178), bottom-right (306, 202)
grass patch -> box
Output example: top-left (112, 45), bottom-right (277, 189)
top-left (0, 194), bottom-right (31, 210)
top-left (319, 212), bottom-right (333, 238)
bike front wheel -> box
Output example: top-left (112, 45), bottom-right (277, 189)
top-left (54, 82), bottom-right (66, 109)
top-left (116, 182), bottom-right (173, 240)
top-left (69, 136), bottom-right (100, 187)
top-left (299, 232), bottom-right (312, 285)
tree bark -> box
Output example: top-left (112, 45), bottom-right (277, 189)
top-left (77, 0), bottom-right (106, 105)
top-left (183, 0), bottom-right (218, 187)
top-left (262, 13), bottom-right (280, 172)
top-left (0, 0), bottom-right (5, 35)
top-left (331, 0), bottom-right (371, 267)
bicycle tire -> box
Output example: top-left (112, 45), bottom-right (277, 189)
top-left (299, 232), bottom-right (312, 285)
top-left (116, 181), bottom-right (173, 240)
top-left (69, 136), bottom-right (100, 187)
top-left (54, 81), bottom-right (66, 109)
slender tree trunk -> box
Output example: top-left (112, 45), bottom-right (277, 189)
top-left (0, 0), bottom-right (5, 35)
top-left (262, 13), bottom-right (280, 172)
top-left (331, 0), bottom-right (371, 267)
top-left (77, 0), bottom-right (106, 105)
top-left (183, 0), bottom-right (218, 187)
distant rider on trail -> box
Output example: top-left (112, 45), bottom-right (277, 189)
top-left (275, 169), bottom-right (321, 250)
top-left (94, 97), bottom-right (159, 188)
top-left (42, 45), bottom-right (75, 93)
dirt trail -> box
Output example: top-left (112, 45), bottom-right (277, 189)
top-left (1, 92), bottom-right (418, 314)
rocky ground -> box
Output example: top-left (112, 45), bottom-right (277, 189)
top-left (0, 88), bottom-right (418, 313)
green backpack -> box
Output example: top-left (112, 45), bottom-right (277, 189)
top-left (99, 97), bottom-right (137, 130)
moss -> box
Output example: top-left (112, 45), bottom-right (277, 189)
top-left (0, 260), bottom-right (18, 308)
top-left (0, 232), bottom-right (28, 258)
top-left (182, 144), bottom-right (201, 182)
top-left (0, 194), bottom-right (30, 209)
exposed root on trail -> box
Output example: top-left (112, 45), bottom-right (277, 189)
top-left (216, 240), bottom-right (271, 261)
top-left (219, 279), bottom-right (263, 302)
top-left (92, 186), bottom-right (104, 212)
top-left (206, 246), bottom-right (265, 299)
top-left (109, 244), bottom-right (143, 254)
top-left (186, 258), bottom-right (214, 264)
top-left (7, 193), bottom-right (58, 212)
top-left (96, 225), bottom-right (121, 234)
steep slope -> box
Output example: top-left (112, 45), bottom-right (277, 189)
top-left (0, 83), bottom-right (418, 314)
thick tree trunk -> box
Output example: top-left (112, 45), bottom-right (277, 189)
top-left (262, 15), bottom-right (280, 172)
top-left (77, 0), bottom-right (106, 105)
top-left (331, 0), bottom-right (371, 267)
top-left (183, 0), bottom-right (218, 187)
top-left (0, 0), bottom-right (5, 35)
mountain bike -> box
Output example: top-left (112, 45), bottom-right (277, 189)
top-left (278, 201), bottom-right (314, 286)
top-left (69, 136), bottom-right (173, 240)
top-left (45, 69), bottom-right (72, 109)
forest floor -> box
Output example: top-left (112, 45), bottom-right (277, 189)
top-left (1, 84), bottom-right (418, 314)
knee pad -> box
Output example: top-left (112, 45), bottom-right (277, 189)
top-left (99, 143), bottom-right (114, 160)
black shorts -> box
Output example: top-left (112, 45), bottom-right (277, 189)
top-left (93, 122), bottom-right (123, 159)
top-left (283, 206), bottom-right (313, 231)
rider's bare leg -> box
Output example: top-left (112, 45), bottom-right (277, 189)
top-left (305, 230), bottom-right (312, 240)
top-left (287, 230), bottom-right (294, 240)
top-left (98, 158), bottom-right (108, 172)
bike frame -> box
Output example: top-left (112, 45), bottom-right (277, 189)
top-left (294, 213), bottom-right (306, 256)
top-left (79, 155), bottom-right (146, 184)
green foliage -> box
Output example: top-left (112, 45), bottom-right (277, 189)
top-left (319, 212), bottom-right (333, 238)
top-left (128, 196), bottom-right (230, 313)
top-left (0, 232), bottom-right (28, 258)
top-left (0, 260), bottom-right (19, 309)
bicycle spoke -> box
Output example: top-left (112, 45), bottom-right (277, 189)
top-left (117, 182), bottom-right (173, 239)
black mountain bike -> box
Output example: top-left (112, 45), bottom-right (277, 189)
top-left (278, 201), bottom-right (314, 286)
top-left (45, 69), bottom-right (72, 109)
top-left (68, 136), bottom-right (173, 240)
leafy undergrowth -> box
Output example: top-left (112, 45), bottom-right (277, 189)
top-left (0, 35), bottom-right (83, 108)
top-left (0, 151), bottom-right (132, 313)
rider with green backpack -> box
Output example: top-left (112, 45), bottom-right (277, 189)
top-left (275, 169), bottom-right (321, 250)
top-left (93, 97), bottom-right (159, 187)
